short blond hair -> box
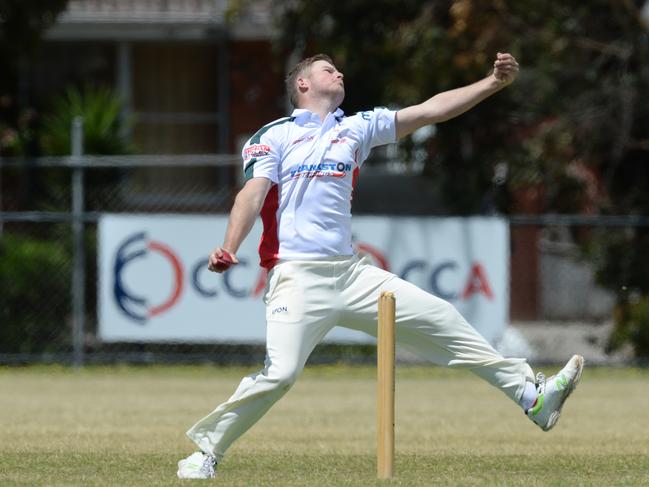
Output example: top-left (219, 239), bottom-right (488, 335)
top-left (285, 54), bottom-right (334, 108)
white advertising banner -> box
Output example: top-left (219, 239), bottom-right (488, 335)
top-left (98, 215), bottom-right (509, 344)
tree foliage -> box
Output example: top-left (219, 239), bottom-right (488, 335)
top-left (0, 0), bottom-right (67, 61)
top-left (273, 0), bottom-right (649, 215)
top-left (0, 0), bottom-right (68, 156)
top-left (273, 0), bottom-right (649, 356)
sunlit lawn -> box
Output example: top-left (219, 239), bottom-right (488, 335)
top-left (1, 365), bottom-right (648, 486)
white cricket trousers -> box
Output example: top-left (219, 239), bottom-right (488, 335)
top-left (187, 255), bottom-right (534, 461)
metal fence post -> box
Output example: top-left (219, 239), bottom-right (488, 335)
top-left (71, 117), bottom-right (85, 367)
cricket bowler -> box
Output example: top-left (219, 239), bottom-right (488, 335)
top-left (177, 53), bottom-right (584, 479)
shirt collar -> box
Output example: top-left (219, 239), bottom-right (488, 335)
top-left (291, 108), bottom-right (345, 126)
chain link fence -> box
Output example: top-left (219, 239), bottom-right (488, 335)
top-left (1, 153), bottom-right (644, 365)
top-left (1, 150), bottom-right (385, 365)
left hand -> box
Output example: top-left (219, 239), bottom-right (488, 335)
top-left (493, 52), bottom-right (519, 86)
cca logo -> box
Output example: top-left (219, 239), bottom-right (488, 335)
top-left (356, 242), bottom-right (494, 301)
top-left (113, 232), bottom-right (184, 323)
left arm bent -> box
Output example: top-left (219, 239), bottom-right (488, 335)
top-left (395, 53), bottom-right (519, 139)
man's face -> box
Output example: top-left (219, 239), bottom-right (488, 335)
top-left (299, 60), bottom-right (345, 104)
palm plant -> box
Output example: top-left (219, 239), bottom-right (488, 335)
top-left (40, 85), bottom-right (135, 156)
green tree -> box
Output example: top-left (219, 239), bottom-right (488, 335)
top-left (0, 0), bottom-right (68, 156)
top-left (272, 0), bottom-right (649, 356)
top-left (273, 0), bottom-right (649, 214)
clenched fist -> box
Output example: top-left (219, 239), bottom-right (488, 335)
top-left (493, 52), bottom-right (519, 86)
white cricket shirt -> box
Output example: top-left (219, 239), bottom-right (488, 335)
top-left (242, 107), bottom-right (397, 269)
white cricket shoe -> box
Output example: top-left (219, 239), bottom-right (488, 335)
top-left (527, 354), bottom-right (584, 431)
top-left (177, 451), bottom-right (216, 479)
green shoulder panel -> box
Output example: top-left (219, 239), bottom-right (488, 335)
top-left (244, 116), bottom-right (296, 180)
top-left (249, 116), bottom-right (295, 145)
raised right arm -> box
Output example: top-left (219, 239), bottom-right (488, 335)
top-left (395, 53), bottom-right (519, 139)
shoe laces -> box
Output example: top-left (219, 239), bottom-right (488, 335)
top-left (200, 455), bottom-right (216, 477)
top-left (535, 372), bottom-right (546, 394)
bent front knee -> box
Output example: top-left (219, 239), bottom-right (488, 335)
top-left (268, 368), bottom-right (300, 392)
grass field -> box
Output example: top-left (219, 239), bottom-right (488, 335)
top-left (1, 364), bottom-right (648, 486)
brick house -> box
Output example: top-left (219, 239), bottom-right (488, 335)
top-left (42, 0), bottom-right (284, 155)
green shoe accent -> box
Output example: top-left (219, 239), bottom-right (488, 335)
top-left (529, 394), bottom-right (544, 416)
top-left (556, 375), bottom-right (569, 391)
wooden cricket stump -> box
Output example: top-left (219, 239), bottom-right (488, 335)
top-left (377, 291), bottom-right (396, 479)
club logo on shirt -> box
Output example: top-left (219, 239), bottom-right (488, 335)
top-left (291, 135), bottom-right (315, 145)
top-left (290, 162), bottom-right (352, 179)
top-left (244, 144), bottom-right (271, 162)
